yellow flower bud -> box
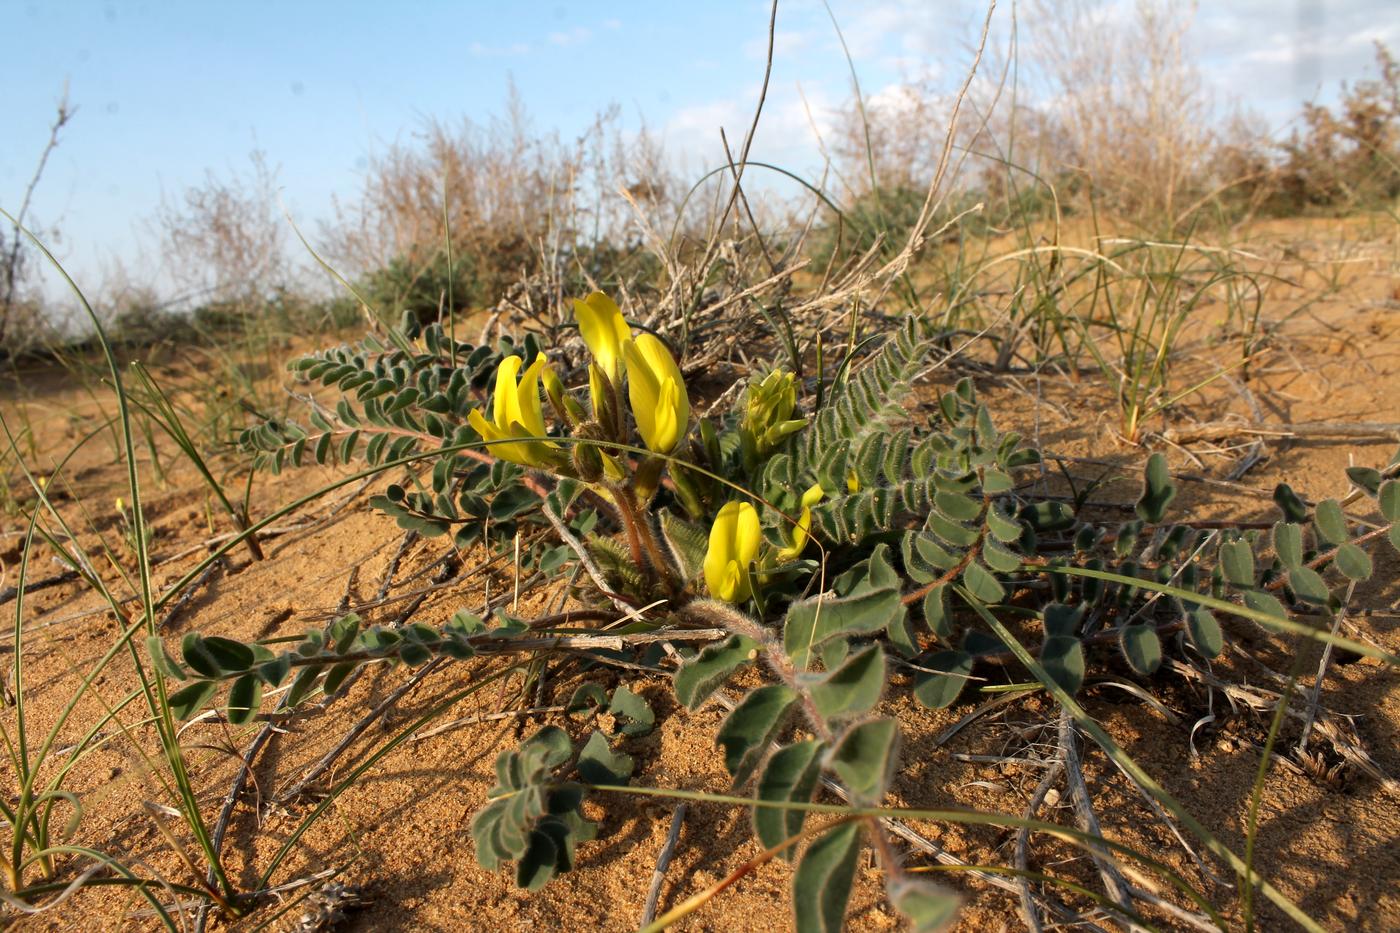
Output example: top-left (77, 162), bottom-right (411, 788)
top-left (623, 333), bottom-right (690, 454)
top-left (740, 369), bottom-right (807, 461)
top-left (467, 355), bottom-right (563, 469)
top-left (704, 501), bottom-right (761, 603)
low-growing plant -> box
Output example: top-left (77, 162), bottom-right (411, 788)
top-left (151, 288), bottom-right (1400, 930)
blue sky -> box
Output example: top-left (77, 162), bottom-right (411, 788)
top-left (4, 0), bottom-right (1397, 302)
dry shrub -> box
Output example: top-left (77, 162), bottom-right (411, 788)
top-left (154, 151), bottom-right (291, 316)
top-left (328, 86), bottom-right (679, 322)
top-left (1275, 42), bottom-right (1400, 211)
top-left (1023, 0), bottom-right (1217, 224)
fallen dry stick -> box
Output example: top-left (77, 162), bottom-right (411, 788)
top-left (1161, 420), bottom-right (1400, 443)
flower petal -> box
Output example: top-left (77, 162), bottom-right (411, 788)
top-left (574, 292), bottom-right (630, 385)
top-left (492, 356), bottom-right (523, 429)
top-left (515, 354), bottom-right (550, 438)
top-left (733, 501), bottom-right (761, 565)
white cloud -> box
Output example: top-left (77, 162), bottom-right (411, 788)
top-left (548, 26), bottom-right (593, 47)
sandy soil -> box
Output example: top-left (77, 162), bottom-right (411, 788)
top-left (2, 216), bottom-right (1398, 931)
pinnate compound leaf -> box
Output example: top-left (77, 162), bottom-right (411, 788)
top-left (828, 718), bottom-right (899, 803)
top-left (793, 822), bottom-right (864, 933)
top-left (576, 730), bottom-right (633, 785)
top-left (784, 588), bottom-right (905, 670)
top-left (673, 634), bottom-right (756, 710)
top-left (1040, 636), bottom-right (1085, 694)
top-left (809, 645), bottom-right (886, 720)
top-left (888, 877), bottom-right (961, 933)
top-left (1120, 625), bottom-right (1161, 675)
top-left (1334, 543), bottom-right (1373, 581)
top-left (716, 685), bottom-right (798, 787)
top-left (1136, 453), bottom-right (1177, 523)
top-left (912, 650), bottom-right (974, 709)
top-left (754, 740), bottom-right (825, 856)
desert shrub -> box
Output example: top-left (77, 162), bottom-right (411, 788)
top-left (155, 151), bottom-right (293, 319)
top-left (328, 93), bottom-right (679, 322)
top-left (1273, 43), bottom-right (1400, 212)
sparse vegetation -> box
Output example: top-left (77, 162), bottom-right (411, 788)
top-left (3, 4), bottom-right (1400, 931)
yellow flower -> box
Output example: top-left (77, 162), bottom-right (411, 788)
top-left (704, 501), bottom-right (761, 603)
top-left (623, 333), bottom-right (690, 454)
top-left (776, 483), bottom-right (825, 562)
top-left (467, 354), bottom-right (561, 468)
top-left (846, 469), bottom-right (861, 494)
top-left (573, 292), bottom-right (631, 415)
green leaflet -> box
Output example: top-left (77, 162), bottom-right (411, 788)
top-left (1379, 480), bottom-right (1399, 521)
top-left (1136, 452), bottom-right (1177, 523)
top-left (1187, 609), bottom-right (1224, 657)
top-left (783, 588), bottom-right (906, 670)
top-left (912, 650), bottom-right (975, 709)
top-left (576, 731), bottom-right (634, 785)
top-left (1313, 498), bottom-right (1349, 546)
top-left (1220, 539), bottom-right (1255, 587)
top-left (1120, 625), bottom-right (1162, 675)
top-left (673, 635), bottom-right (757, 710)
top-left (1040, 636), bottom-right (1085, 695)
top-left (808, 645), bottom-right (886, 720)
top-left (716, 685), bottom-right (799, 787)
top-left (753, 740), bottom-right (826, 855)
top-left (828, 718), bottom-right (899, 803)
top-left (887, 878), bottom-right (961, 932)
top-left (1273, 521), bottom-right (1303, 568)
top-left (793, 821), bottom-right (864, 933)
top-left (961, 560), bottom-right (1005, 603)
top-left (1334, 543), bottom-right (1373, 581)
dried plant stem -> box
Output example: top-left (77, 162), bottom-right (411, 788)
top-left (640, 804), bottom-right (687, 926)
top-left (1014, 756), bottom-right (1065, 933)
top-left (1058, 710), bottom-right (1140, 930)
